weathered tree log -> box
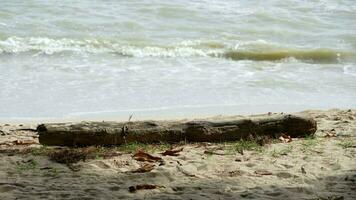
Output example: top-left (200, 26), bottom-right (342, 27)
top-left (37, 114), bottom-right (317, 146)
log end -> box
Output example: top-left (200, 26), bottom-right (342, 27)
top-left (37, 124), bottom-right (47, 132)
top-left (282, 114), bottom-right (317, 137)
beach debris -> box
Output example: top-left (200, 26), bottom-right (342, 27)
top-left (279, 134), bottom-right (292, 143)
top-left (133, 150), bottom-right (162, 162)
top-left (40, 167), bottom-right (53, 170)
top-left (129, 184), bottom-right (164, 193)
top-left (38, 114), bottom-right (317, 146)
top-left (49, 147), bottom-right (95, 165)
top-left (235, 157), bottom-right (249, 162)
top-left (301, 166), bottom-right (307, 174)
top-left (15, 128), bottom-right (38, 132)
top-left (0, 139), bottom-right (38, 146)
top-left (325, 132), bottom-right (337, 137)
top-left (131, 163), bottom-right (155, 173)
top-left (325, 129), bottom-right (337, 137)
top-left (121, 114), bottom-right (133, 143)
top-left (228, 170), bottom-right (244, 177)
top-left (254, 170), bottom-right (273, 176)
top-left (14, 140), bottom-right (38, 145)
top-left (203, 150), bottom-right (226, 155)
top-left (159, 160), bottom-right (166, 166)
top-left (160, 147), bottom-right (183, 156)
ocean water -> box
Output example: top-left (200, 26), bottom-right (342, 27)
top-left (1, 0), bottom-right (356, 121)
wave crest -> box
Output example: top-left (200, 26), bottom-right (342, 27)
top-left (0, 37), bottom-right (352, 63)
top-left (0, 37), bottom-right (224, 56)
top-left (223, 49), bottom-right (349, 63)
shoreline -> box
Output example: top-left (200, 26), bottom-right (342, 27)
top-left (1, 107), bottom-right (354, 124)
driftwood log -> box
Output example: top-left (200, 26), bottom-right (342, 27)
top-left (38, 114), bottom-right (317, 146)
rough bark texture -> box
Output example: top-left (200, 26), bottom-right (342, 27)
top-left (38, 114), bottom-right (317, 146)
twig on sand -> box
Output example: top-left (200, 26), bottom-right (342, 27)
top-left (121, 114), bottom-right (133, 144)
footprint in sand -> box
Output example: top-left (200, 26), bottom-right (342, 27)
top-left (276, 172), bottom-right (294, 179)
top-left (245, 163), bottom-right (255, 168)
top-left (93, 161), bottom-right (111, 169)
top-left (0, 185), bottom-right (17, 192)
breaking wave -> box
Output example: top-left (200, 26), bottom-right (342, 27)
top-left (0, 37), bottom-right (223, 57)
top-left (223, 49), bottom-right (350, 63)
top-left (0, 37), bottom-right (352, 63)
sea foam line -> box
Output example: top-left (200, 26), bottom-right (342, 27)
top-left (0, 37), bottom-right (352, 63)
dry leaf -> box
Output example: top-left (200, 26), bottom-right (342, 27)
top-left (129, 184), bottom-right (164, 192)
top-left (229, 170), bottom-right (244, 177)
top-left (325, 132), bottom-right (336, 137)
top-left (203, 150), bottom-right (226, 155)
top-left (133, 150), bottom-right (162, 162)
top-left (131, 163), bottom-right (155, 173)
top-left (254, 170), bottom-right (272, 176)
top-left (161, 147), bottom-right (183, 156)
top-left (279, 134), bottom-right (292, 143)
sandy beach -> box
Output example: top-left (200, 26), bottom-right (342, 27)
top-left (0, 109), bottom-right (355, 200)
top-left (2, 1), bottom-right (356, 200)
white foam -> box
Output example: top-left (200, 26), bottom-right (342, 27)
top-left (343, 65), bottom-right (356, 76)
top-left (0, 37), bottom-right (225, 57)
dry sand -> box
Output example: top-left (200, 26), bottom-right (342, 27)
top-left (0, 109), bottom-right (355, 200)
